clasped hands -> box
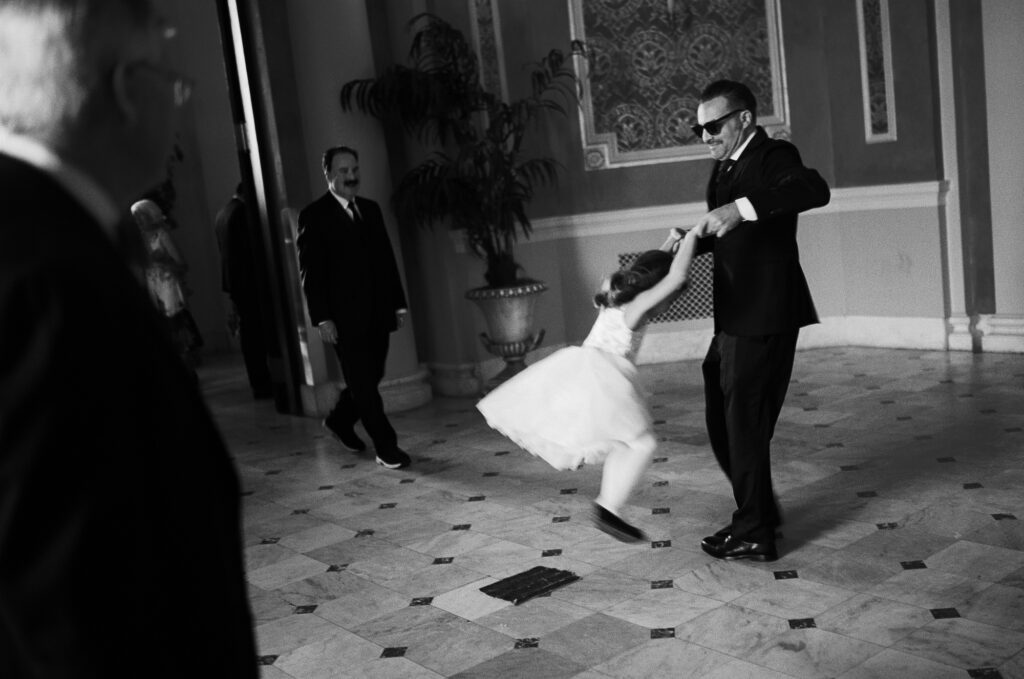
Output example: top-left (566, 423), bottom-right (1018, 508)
top-left (669, 202), bottom-right (742, 247)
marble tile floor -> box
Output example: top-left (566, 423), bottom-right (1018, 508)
top-left (199, 347), bottom-right (1024, 679)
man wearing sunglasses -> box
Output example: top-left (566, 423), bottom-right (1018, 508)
top-left (688, 80), bottom-right (830, 563)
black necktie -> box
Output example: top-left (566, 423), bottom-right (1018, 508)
top-left (712, 159), bottom-right (737, 207)
top-left (717, 159), bottom-right (737, 183)
top-left (348, 203), bottom-right (362, 224)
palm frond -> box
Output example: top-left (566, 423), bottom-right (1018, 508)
top-left (339, 13), bottom-right (582, 286)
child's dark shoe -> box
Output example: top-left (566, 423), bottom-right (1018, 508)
top-left (592, 503), bottom-right (647, 543)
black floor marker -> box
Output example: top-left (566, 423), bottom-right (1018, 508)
top-left (480, 566), bottom-right (580, 605)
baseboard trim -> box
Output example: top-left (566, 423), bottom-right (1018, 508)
top-left (427, 313), bottom-right (1019, 397)
top-left (977, 314), bottom-right (1024, 353)
top-left (635, 316), bottom-right (950, 363)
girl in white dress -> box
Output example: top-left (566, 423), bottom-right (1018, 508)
top-left (477, 226), bottom-right (703, 542)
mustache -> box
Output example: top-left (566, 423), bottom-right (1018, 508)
top-left (343, 179), bottom-right (359, 186)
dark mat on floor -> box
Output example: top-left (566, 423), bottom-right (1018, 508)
top-left (480, 566), bottom-right (580, 605)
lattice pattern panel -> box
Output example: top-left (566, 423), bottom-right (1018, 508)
top-left (617, 251), bottom-right (713, 323)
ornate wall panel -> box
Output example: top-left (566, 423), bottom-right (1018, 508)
top-left (569, 0), bottom-right (790, 170)
top-left (857, 0), bottom-right (896, 142)
top-left (469, 0), bottom-right (509, 102)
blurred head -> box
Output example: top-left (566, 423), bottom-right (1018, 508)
top-left (594, 249), bottom-right (673, 308)
top-left (0, 0), bottom-right (186, 204)
top-left (322, 145), bottom-right (360, 200)
top-left (130, 198), bottom-right (165, 232)
top-left (695, 79), bottom-right (756, 161)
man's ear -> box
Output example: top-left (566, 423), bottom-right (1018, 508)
top-left (111, 62), bottom-right (138, 124)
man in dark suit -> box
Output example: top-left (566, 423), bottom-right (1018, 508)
top-left (215, 182), bottom-right (273, 399)
top-left (0, 1), bottom-right (257, 676)
top-left (296, 145), bottom-right (411, 469)
top-left (690, 80), bottom-right (830, 562)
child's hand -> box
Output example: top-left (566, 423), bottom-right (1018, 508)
top-left (662, 228), bottom-right (686, 252)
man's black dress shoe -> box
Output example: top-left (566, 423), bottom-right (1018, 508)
top-left (701, 535), bottom-right (778, 562)
top-left (701, 525), bottom-right (733, 550)
top-left (702, 524), bottom-right (784, 550)
top-left (376, 447), bottom-right (411, 469)
top-left (322, 419), bottom-right (366, 452)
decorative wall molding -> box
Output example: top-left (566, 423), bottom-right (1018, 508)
top-left (856, 0), bottom-right (897, 143)
top-left (526, 181), bottom-right (948, 243)
top-left (568, 0), bottom-right (790, 169)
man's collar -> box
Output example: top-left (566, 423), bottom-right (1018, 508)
top-left (328, 189), bottom-right (355, 210)
top-left (729, 128), bottom-right (758, 161)
top-left (0, 128), bottom-right (120, 237)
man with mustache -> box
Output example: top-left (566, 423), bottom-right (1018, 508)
top-left (297, 145), bottom-right (411, 469)
top-left (689, 80), bottom-right (830, 562)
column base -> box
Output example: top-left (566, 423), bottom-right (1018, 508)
top-left (298, 366), bottom-right (433, 418)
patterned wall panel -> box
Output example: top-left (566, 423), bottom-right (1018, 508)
top-left (569, 0), bottom-right (790, 170)
top-left (857, 0), bottom-right (897, 142)
top-left (618, 251), bottom-right (714, 322)
top-left (469, 0), bottom-right (508, 101)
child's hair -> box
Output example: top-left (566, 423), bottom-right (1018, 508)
top-left (594, 249), bottom-right (674, 308)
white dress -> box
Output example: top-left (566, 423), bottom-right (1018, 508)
top-left (476, 307), bottom-right (653, 471)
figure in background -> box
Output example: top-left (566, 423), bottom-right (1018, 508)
top-left (0, 1), bottom-right (257, 675)
top-left (296, 145), bottom-right (411, 469)
top-left (131, 198), bottom-right (203, 376)
top-left (478, 227), bottom-right (703, 542)
top-left (690, 79), bottom-right (831, 562)
top-left (214, 182), bottom-right (273, 399)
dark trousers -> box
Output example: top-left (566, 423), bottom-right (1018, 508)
top-left (328, 329), bottom-right (397, 451)
top-left (702, 329), bottom-right (799, 543)
top-left (233, 295), bottom-right (271, 396)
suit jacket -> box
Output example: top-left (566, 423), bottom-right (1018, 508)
top-left (697, 127), bottom-right (830, 336)
top-left (214, 194), bottom-right (257, 302)
top-left (296, 192), bottom-right (407, 338)
top-left (0, 155), bottom-right (257, 678)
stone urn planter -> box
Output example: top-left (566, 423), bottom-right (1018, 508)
top-left (466, 281), bottom-right (547, 393)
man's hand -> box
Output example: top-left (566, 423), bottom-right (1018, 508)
top-left (695, 202), bottom-right (742, 238)
top-left (318, 320), bottom-right (338, 344)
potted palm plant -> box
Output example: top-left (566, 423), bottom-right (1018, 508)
top-left (339, 12), bottom-right (581, 388)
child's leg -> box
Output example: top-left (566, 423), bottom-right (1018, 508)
top-left (594, 433), bottom-right (657, 516)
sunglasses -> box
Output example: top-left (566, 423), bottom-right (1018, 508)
top-left (691, 109), bottom-right (744, 138)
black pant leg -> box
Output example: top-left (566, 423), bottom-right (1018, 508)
top-left (702, 336), bottom-right (732, 479)
top-left (333, 330), bottom-right (397, 451)
top-left (714, 330), bottom-right (798, 543)
top-left (233, 295), bottom-right (271, 394)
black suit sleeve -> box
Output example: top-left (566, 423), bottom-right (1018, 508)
top-left (296, 205), bottom-right (331, 325)
top-left (744, 143), bottom-right (830, 220)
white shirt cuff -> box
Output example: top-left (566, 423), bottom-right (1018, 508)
top-left (735, 197), bottom-right (758, 221)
